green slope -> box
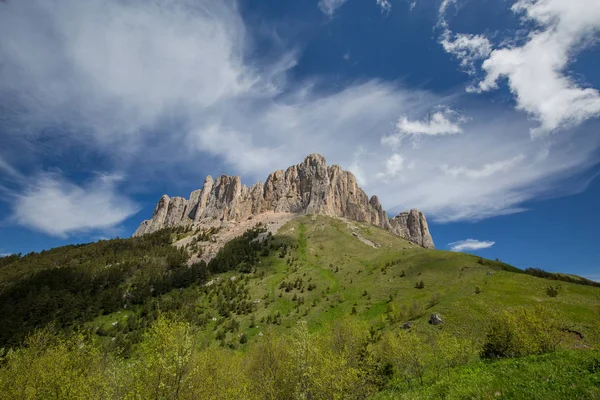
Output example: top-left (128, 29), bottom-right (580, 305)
top-left (1, 215), bottom-right (600, 399)
top-left (191, 215), bottom-right (600, 348)
top-left (374, 350), bottom-right (600, 400)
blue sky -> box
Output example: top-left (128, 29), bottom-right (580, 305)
top-left (0, 0), bottom-right (599, 280)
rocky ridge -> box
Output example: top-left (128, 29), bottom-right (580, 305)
top-left (133, 154), bottom-right (435, 248)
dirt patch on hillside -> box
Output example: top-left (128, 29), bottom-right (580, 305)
top-left (342, 219), bottom-right (380, 249)
top-left (176, 212), bottom-right (297, 264)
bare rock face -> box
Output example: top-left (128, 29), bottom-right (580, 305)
top-left (133, 154), bottom-right (435, 248)
top-left (389, 209), bottom-right (435, 249)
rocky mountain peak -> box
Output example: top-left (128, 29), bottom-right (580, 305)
top-left (133, 154), bottom-right (435, 248)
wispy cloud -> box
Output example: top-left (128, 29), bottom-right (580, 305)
top-left (440, 155), bottom-right (524, 180)
top-left (318, 0), bottom-right (348, 16)
top-left (396, 108), bottom-right (464, 136)
top-left (440, 32), bottom-right (491, 75)
top-left (381, 107), bottom-right (464, 149)
top-left (376, 154), bottom-right (405, 180)
top-left (449, 239), bottom-right (495, 252)
top-left (376, 0), bottom-right (392, 14)
top-left (11, 173), bottom-right (138, 237)
top-left (439, 0), bottom-right (600, 136)
top-left (319, 0), bottom-right (392, 17)
top-left (0, 0), bottom-right (599, 229)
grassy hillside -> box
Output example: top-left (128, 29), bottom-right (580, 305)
top-left (194, 215), bottom-right (600, 347)
top-left (374, 350), bottom-right (600, 399)
top-left (1, 215), bottom-right (599, 399)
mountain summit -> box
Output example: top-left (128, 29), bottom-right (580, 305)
top-left (133, 154), bottom-right (434, 248)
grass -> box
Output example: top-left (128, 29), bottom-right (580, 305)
top-left (180, 214), bottom-right (600, 347)
top-left (5, 214), bottom-right (600, 398)
top-left (375, 350), bottom-right (600, 399)
top-left (87, 214), bottom-right (600, 350)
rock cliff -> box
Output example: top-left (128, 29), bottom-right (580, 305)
top-left (133, 154), bottom-right (435, 248)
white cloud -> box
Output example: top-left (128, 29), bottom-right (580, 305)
top-left (376, 154), bottom-right (404, 180)
top-left (439, 0), bottom-right (457, 16)
top-left (382, 107), bottom-right (464, 148)
top-left (449, 239), bottom-right (495, 252)
top-left (0, 0), bottom-right (253, 146)
top-left (0, 253), bottom-right (12, 258)
top-left (347, 146), bottom-right (368, 186)
top-left (440, 32), bottom-right (492, 74)
top-left (374, 107), bottom-right (600, 222)
top-left (396, 108), bottom-right (464, 135)
top-left (376, 0), bottom-right (392, 14)
top-left (320, 0), bottom-right (391, 17)
top-left (0, 0), bottom-right (599, 229)
top-left (0, 156), bottom-right (24, 182)
top-left (440, 0), bottom-right (600, 136)
top-left (440, 155), bottom-right (524, 179)
top-left (11, 174), bottom-right (138, 237)
top-left (318, 0), bottom-right (348, 16)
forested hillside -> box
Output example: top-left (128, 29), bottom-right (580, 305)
top-left (0, 216), bottom-right (599, 399)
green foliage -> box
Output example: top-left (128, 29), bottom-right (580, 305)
top-left (476, 257), bottom-right (522, 273)
top-left (1, 215), bottom-right (600, 398)
top-left (2, 319), bottom-right (595, 400)
top-left (525, 267), bottom-right (600, 288)
top-left (482, 306), bottom-right (563, 359)
top-left (377, 330), bottom-right (477, 387)
top-left (0, 328), bottom-right (108, 399)
top-left (547, 285), bottom-right (560, 297)
top-left (0, 229), bottom-right (207, 347)
top-left (208, 224), bottom-right (269, 273)
top-left (376, 350), bottom-right (600, 400)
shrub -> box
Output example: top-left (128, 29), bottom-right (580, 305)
top-left (481, 306), bottom-right (562, 359)
top-left (546, 285), bottom-right (559, 297)
top-left (376, 330), bottom-right (476, 386)
top-left (415, 280), bottom-right (425, 289)
top-left (525, 267), bottom-right (600, 288)
top-left (475, 286), bottom-right (481, 294)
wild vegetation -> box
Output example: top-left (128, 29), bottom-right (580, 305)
top-left (0, 215), bottom-right (599, 398)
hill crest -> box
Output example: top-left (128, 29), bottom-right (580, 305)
top-left (134, 153), bottom-right (434, 248)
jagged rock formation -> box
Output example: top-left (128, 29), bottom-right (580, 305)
top-left (389, 209), bottom-right (434, 248)
top-left (133, 154), bottom-right (435, 248)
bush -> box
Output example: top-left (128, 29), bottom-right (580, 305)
top-left (376, 330), bottom-right (476, 386)
top-left (546, 285), bottom-right (559, 298)
top-left (415, 280), bottom-right (425, 289)
top-left (481, 306), bottom-right (562, 359)
top-left (525, 267), bottom-right (600, 288)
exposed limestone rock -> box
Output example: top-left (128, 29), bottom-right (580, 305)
top-left (133, 154), bottom-right (435, 248)
top-left (429, 314), bottom-right (443, 325)
top-left (133, 194), bottom-right (170, 236)
top-left (389, 209), bottom-right (435, 249)
top-left (165, 197), bottom-right (188, 228)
